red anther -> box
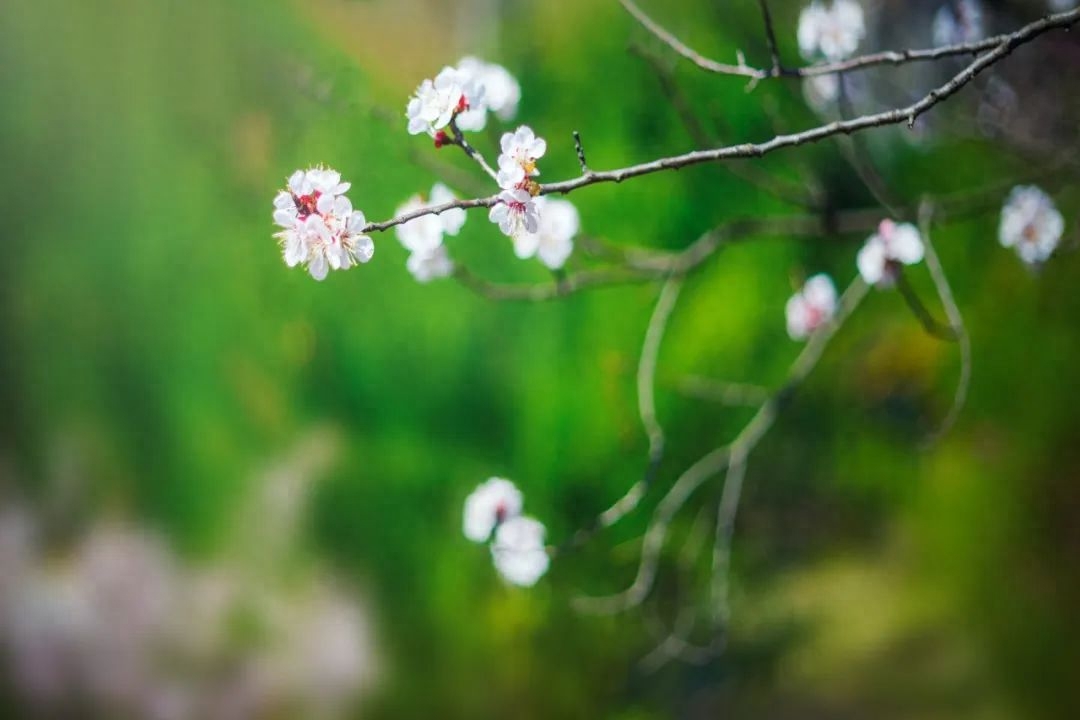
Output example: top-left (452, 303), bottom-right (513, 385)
top-left (433, 130), bottom-right (450, 148)
top-left (455, 95), bottom-right (469, 114)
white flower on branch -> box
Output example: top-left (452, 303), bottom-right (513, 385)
top-left (453, 57), bottom-right (521, 131)
top-left (797, 0), bottom-right (866, 62)
top-left (857, 220), bottom-right (925, 287)
top-left (489, 189), bottom-right (541, 239)
top-left (512, 196), bottom-right (579, 270)
top-left (406, 244), bottom-right (454, 283)
top-left (496, 125), bottom-right (547, 190)
top-left (394, 183), bottom-right (466, 255)
top-left (405, 66), bottom-right (483, 137)
top-left (999, 185), bottom-right (1064, 265)
top-left (933, 0), bottom-right (984, 47)
top-left (273, 167), bottom-right (373, 281)
top-left (491, 516), bottom-right (549, 587)
top-left (463, 477), bottom-right (523, 543)
top-left (785, 273), bottom-right (837, 340)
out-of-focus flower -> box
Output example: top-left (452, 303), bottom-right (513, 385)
top-left (273, 167), bottom-right (373, 281)
top-left (512, 197), bottom-right (579, 270)
top-left (406, 244), bottom-right (455, 283)
top-left (489, 189), bottom-right (540, 238)
top-left (932, 0), bottom-right (984, 47)
top-left (785, 274), bottom-right (837, 340)
top-left (463, 477), bottom-right (523, 543)
top-left (1049, 0), bottom-right (1078, 12)
top-left (798, 0), bottom-right (866, 62)
top-left (496, 125), bottom-right (547, 190)
top-left (453, 57), bottom-right (521, 131)
top-left (491, 517), bottom-right (549, 587)
top-left (857, 219), bottom-right (925, 287)
top-left (406, 66), bottom-right (483, 137)
top-left (999, 185), bottom-right (1064, 265)
top-left (394, 183), bottom-right (466, 255)
top-left (803, 73), bottom-right (840, 112)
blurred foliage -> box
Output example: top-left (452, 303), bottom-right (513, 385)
top-left (1, 0), bottom-right (1079, 718)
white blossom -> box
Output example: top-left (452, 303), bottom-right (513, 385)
top-left (785, 274), bottom-right (837, 340)
top-left (999, 185), bottom-right (1064, 265)
top-left (496, 125), bottom-right (547, 190)
top-left (394, 183), bottom-right (466, 255)
top-left (512, 197), bottom-right (579, 270)
top-left (797, 0), bottom-right (866, 62)
top-left (453, 57), bottom-right (521, 131)
top-left (491, 517), bottom-right (549, 587)
top-left (406, 245), bottom-right (455, 283)
top-left (803, 73), bottom-right (840, 112)
top-left (489, 188), bottom-right (540, 238)
top-left (273, 167), bottom-right (373, 281)
top-left (463, 477), bottom-right (523, 543)
top-left (405, 66), bottom-right (483, 137)
top-left (856, 219), bottom-right (925, 287)
top-left (932, 0), bottom-right (984, 47)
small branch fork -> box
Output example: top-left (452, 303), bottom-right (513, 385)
top-left (359, 7), bottom-right (1080, 235)
top-left (622, 0), bottom-right (1079, 81)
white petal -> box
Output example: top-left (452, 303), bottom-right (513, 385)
top-left (889, 223), bottom-right (924, 266)
top-left (857, 236), bottom-right (886, 286)
top-left (308, 253), bottom-right (329, 281)
top-left (491, 516), bottom-right (549, 587)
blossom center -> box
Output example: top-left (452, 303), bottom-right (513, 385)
top-left (294, 190), bottom-right (322, 218)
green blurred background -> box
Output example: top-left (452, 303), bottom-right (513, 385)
top-left (1, 0), bottom-right (1079, 717)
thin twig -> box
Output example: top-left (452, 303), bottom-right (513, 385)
top-left (917, 200), bottom-right (971, 445)
top-left (575, 278), bottom-right (870, 614)
top-left (447, 117), bottom-right (499, 183)
top-left (621, 0), bottom-right (1080, 80)
top-left (628, 41), bottom-right (820, 210)
top-left (676, 376), bottom-right (769, 407)
top-left (564, 276), bottom-right (683, 551)
top-left (755, 0), bottom-right (784, 75)
top-left (573, 130), bottom-right (591, 175)
top-left (896, 271), bottom-right (960, 341)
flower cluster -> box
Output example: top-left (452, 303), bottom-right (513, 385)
top-left (406, 65), bottom-right (483, 139)
top-left (273, 167), bottom-right (373, 281)
top-left (454, 57), bottom-right (522, 131)
top-left (857, 219), bottom-right (925, 288)
top-left (487, 126), bottom-right (548, 240)
top-left (0, 508), bottom-right (376, 719)
top-left (406, 58), bottom-right (520, 141)
top-left (786, 274), bottom-right (838, 340)
top-left (394, 182), bottom-right (466, 282)
top-left (512, 196), bottom-right (580, 270)
top-left (463, 478), bottom-right (549, 587)
top-left (999, 185), bottom-right (1064, 265)
top-left (797, 0), bottom-right (866, 62)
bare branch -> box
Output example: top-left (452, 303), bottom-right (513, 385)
top-left (361, 10), bottom-right (1078, 235)
top-left (618, 0), bottom-right (762, 80)
top-left (447, 117), bottom-right (499, 183)
top-left (917, 200), bottom-right (971, 445)
top-left (896, 271), bottom-right (960, 341)
top-left (622, 0), bottom-right (1080, 80)
top-left (755, 0), bottom-right (784, 75)
top-left (676, 376), bottom-right (769, 407)
top-left (575, 277), bottom-right (870, 615)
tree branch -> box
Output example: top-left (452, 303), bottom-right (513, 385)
top-left (360, 9), bottom-right (1079, 234)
